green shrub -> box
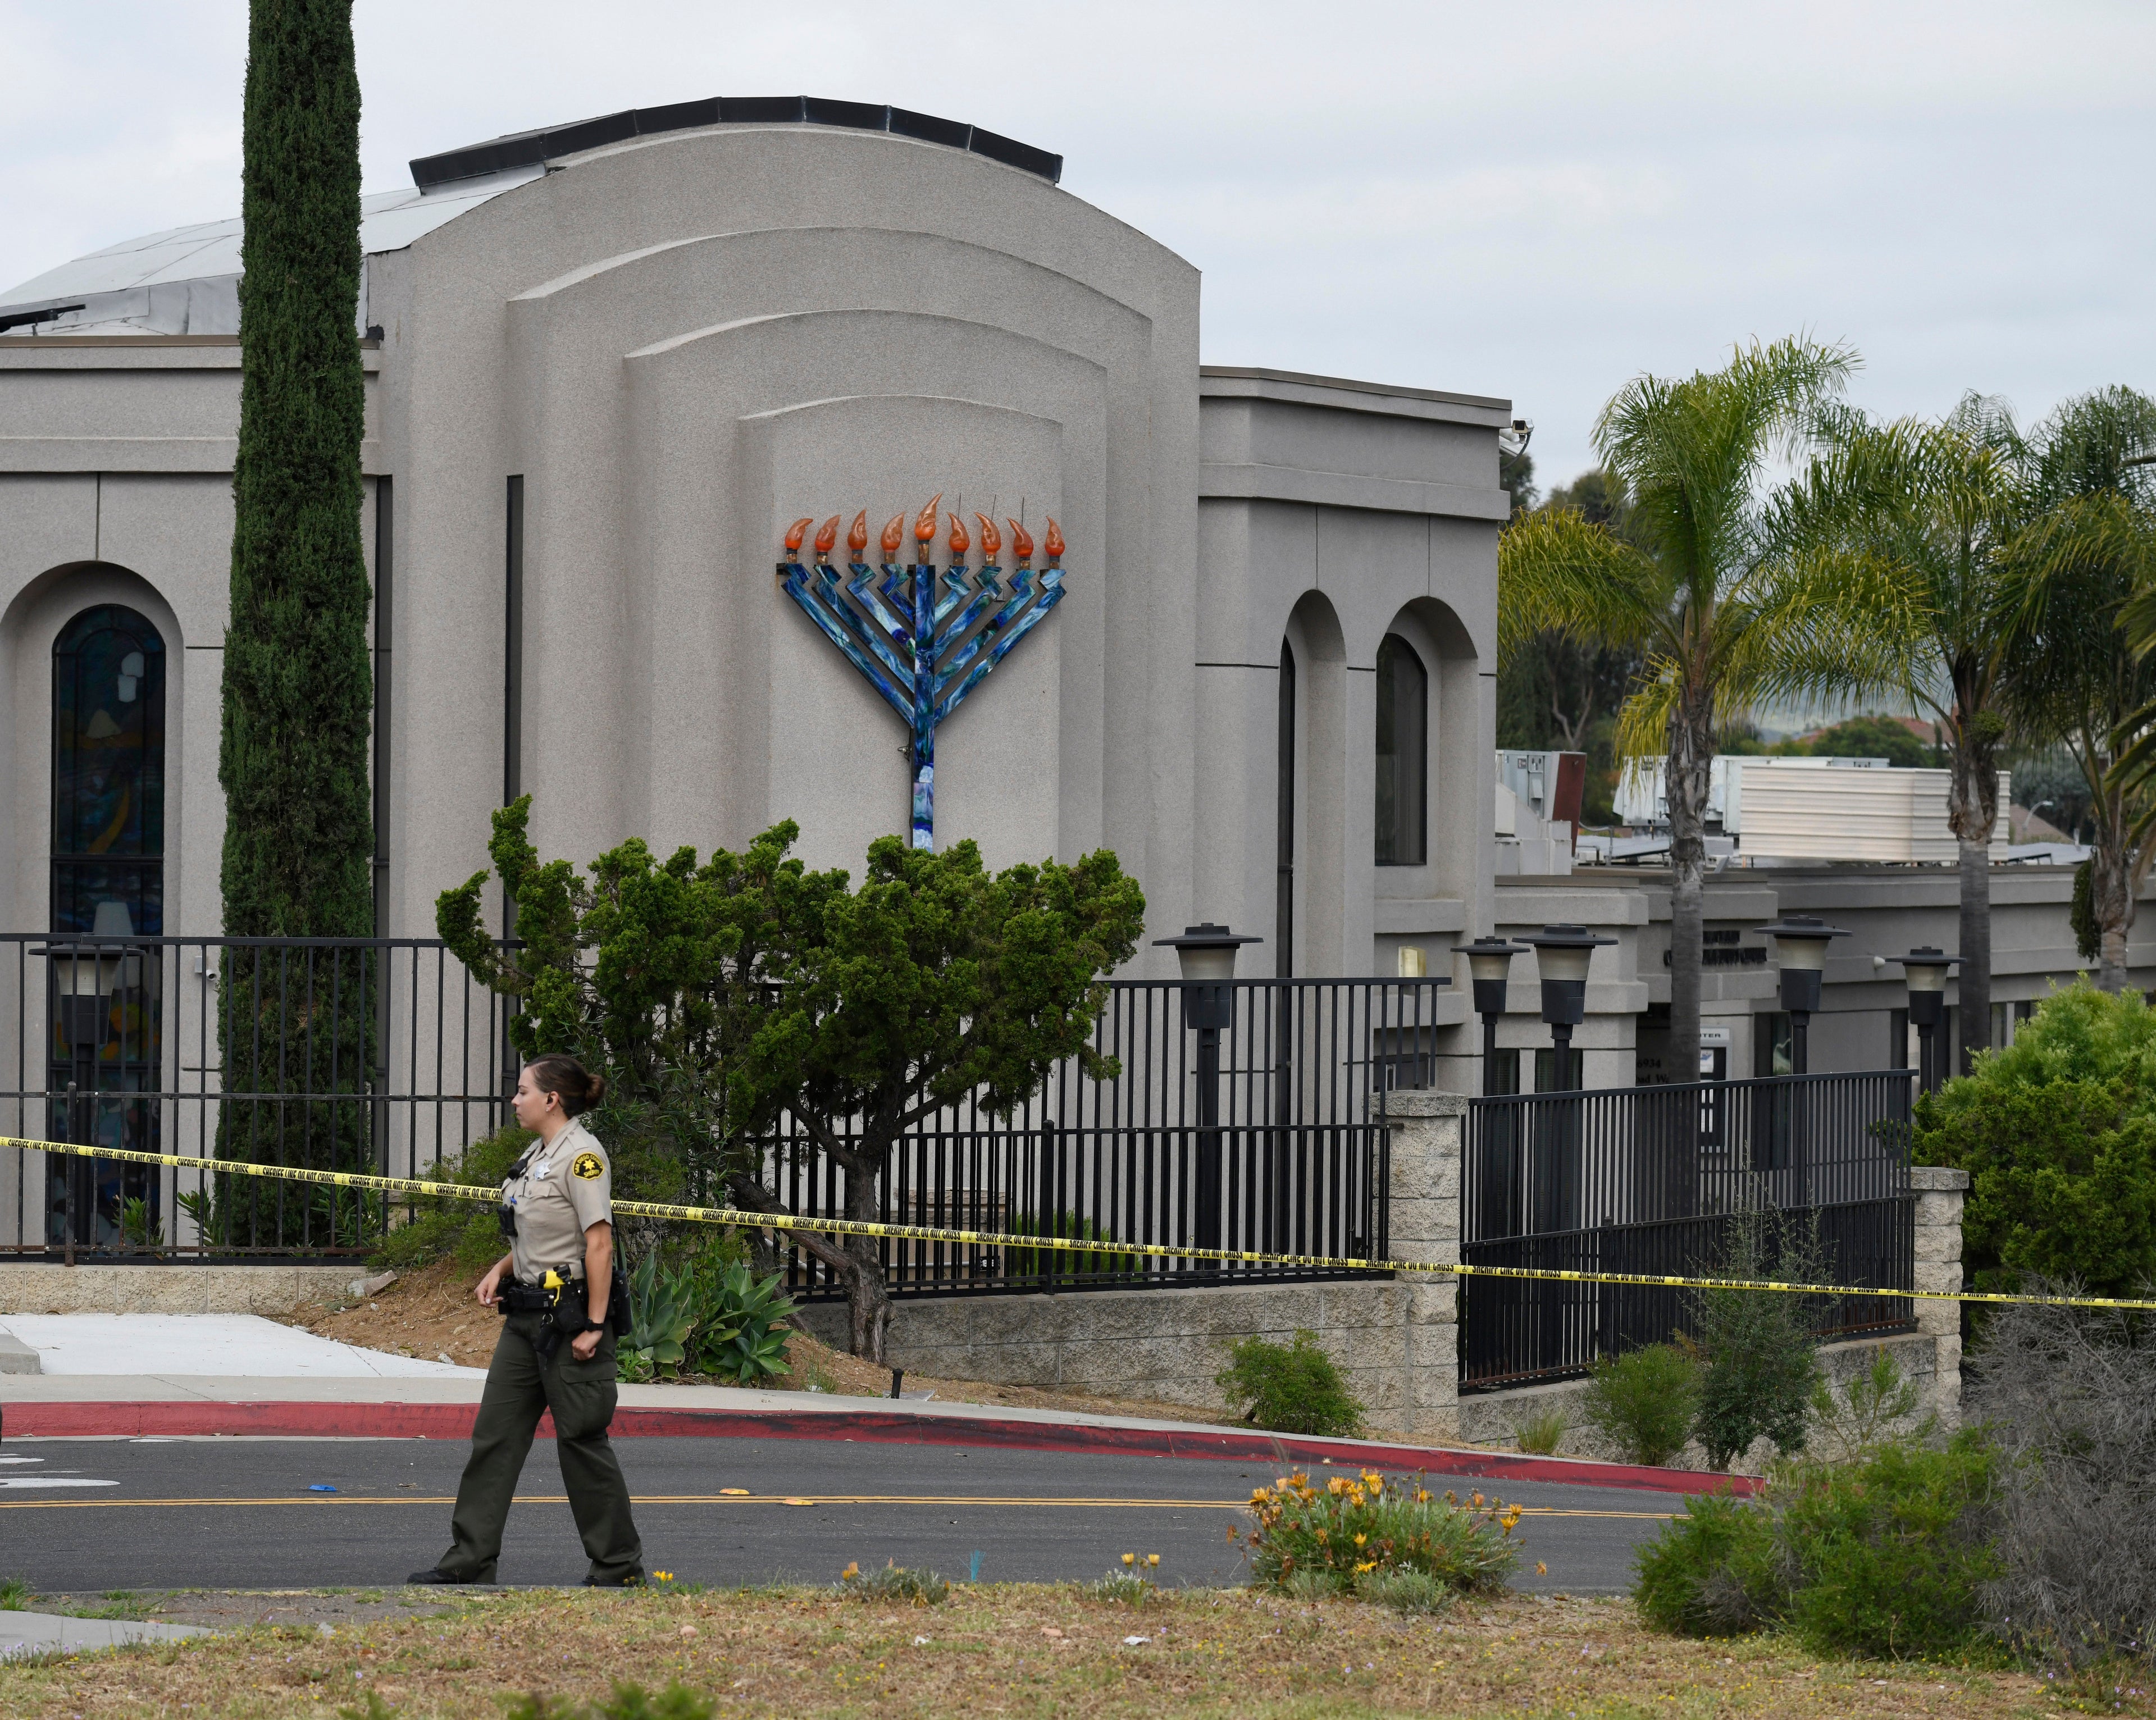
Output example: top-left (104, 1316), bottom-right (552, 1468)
top-left (1914, 980), bottom-right (2156, 1297)
top-left (368, 1123), bottom-right (534, 1275)
top-left (1238, 1468), bottom-right (1520, 1598)
top-left (1808, 1345), bottom-right (1927, 1463)
top-left (838, 1561), bottom-right (949, 1605)
top-left (1633, 1490), bottom-right (1787, 1636)
top-left (1633, 1432), bottom-right (2001, 1659)
top-left (1581, 1343), bottom-right (1699, 1466)
top-left (1216, 1330), bottom-right (1365, 1436)
top-left (1690, 1216), bottom-right (1825, 1470)
top-left (620, 1252), bottom-right (695, 1380)
top-left (686, 1261), bottom-right (796, 1385)
top-left (1779, 1431), bottom-right (2001, 1658)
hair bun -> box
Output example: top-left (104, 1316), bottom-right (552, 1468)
top-left (525, 1053), bottom-right (607, 1118)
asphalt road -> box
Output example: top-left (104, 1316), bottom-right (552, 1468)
top-left (0, 1436), bottom-right (1684, 1595)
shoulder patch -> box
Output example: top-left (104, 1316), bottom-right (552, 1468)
top-left (572, 1151), bottom-right (605, 1181)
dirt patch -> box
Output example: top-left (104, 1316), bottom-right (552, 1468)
top-left (272, 1260), bottom-right (1256, 1429)
top-left (0, 1583), bottom-right (2091, 1719)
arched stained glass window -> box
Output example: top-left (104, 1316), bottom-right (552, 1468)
top-left (1374, 633), bottom-right (1426, 865)
top-left (48, 605), bottom-right (166, 1249)
top-left (52, 605), bottom-right (165, 937)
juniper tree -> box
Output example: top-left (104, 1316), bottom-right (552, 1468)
top-left (439, 801), bottom-right (1147, 1361)
top-left (213, 0), bottom-right (375, 1240)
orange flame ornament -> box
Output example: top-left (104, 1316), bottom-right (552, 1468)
top-left (947, 513), bottom-right (970, 560)
top-left (974, 513), bottom-right (1001, 562)
top-left (881, 513), bottom-right (906, 560)
top-left (813, 515), bottom-right (840, 562)
top-left (1007, 519), bottom-right (1034, 567)
top-left (914, 493), bottom-right (944, 554)
top-left (1043, 518), bottom-right (1065, 566)
top-left (783, 517), bottom-right (813, 555)
top-left (847, 510), bottom-right (870, 559)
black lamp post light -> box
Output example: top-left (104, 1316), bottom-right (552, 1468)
top-left (1891, 947), bottom-right (1961, 1096)
top-left (1453, 936), bottom-right (1524, 1096)
top-left (1754, 914), bottom-right (1851, 1076)
top-left (1514, 924), bottom-right (1616, 1091)
top-left (1155, 923), bottom-right (1262, 1252)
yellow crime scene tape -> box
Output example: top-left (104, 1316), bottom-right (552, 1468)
top-left (10, 1132), bottom-right (2154, 1312)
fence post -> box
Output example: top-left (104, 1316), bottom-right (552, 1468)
top-left (1910, 1165), bottom-right (1968, 1425)
top-left (1384, 1089), bottom-right (1464, 1441)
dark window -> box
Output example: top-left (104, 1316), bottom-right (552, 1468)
top-left (48, 604), bottom-right (166, 1246)
top-left (1374, 633), bottom-right (1426, 865)
top-left (1487, 1048), bottom-right (1521, 1096)
top-left (1276, 640), bottom-right (1296, 978)
top-left (51, 606), bottom-right (165, 937)
top-left (1532, 1047), bottom-right (1580, 1092)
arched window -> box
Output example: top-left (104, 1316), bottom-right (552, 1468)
top-left (1374, 633), bottom-right (1426, 865)
top-left (52, 605), bottom-right (166, 935)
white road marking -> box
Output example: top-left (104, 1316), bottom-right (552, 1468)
top-left (0, 1478), bottom-right (118, 1489)
top-left (0, 1456), bottom-right (45, 1464)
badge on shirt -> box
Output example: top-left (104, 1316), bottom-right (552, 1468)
top-left (572, 1152), bottom-right (604, 1180)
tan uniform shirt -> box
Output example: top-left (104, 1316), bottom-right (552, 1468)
top-left (502, 1120), bottom-right (612, 1284)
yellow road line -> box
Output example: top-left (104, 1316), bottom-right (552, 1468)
top-left (0, 1493), bottom-right (1673, 1517)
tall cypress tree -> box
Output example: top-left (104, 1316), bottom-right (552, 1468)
top-left (214, 0), bottom-right (375, 1248)
top-left (222, 0), bottom-right (372, 932)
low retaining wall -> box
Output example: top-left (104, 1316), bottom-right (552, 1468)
top-left (801, 1122), bottom-right (1966, 1456)
top-left (798, 1277), bottom-right (1428, 1425)
top-left (799, 1092), bottom-right (1469, 1440)
top-left (0, 1263), bottom-right (354, 1315)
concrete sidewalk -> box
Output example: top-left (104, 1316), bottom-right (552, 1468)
top-left (0, 1314), bottom-right (481, 1380)
top-left (0, 1608), bottom-right (208, 1658)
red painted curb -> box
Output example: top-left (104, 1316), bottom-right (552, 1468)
top-left (0, 1399), bottom-right (1756, 1497)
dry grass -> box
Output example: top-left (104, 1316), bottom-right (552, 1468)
top-left (0, 1582), bottom-right (2115, 1720)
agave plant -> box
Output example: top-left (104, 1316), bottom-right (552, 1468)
top-left (690, 1262), bottom-right (797, 1385)
top-left (621, 1251), bottom-right (695, 1379)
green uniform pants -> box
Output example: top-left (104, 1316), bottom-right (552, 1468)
top-left (436, 1311), bottom-right (644, 1584)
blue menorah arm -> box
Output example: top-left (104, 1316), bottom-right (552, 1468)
top-left (846, 562), bottom-right (913, 653)
top-left (935, 580), bottom-right (1065, 725)
top-left (931, 565), bottom-right (1052, 699)
top-left (778, 564), bottom-right (914, 722)
top-left (933, 565), bottom-right (972, 628)
top-left (790, 560), bottom-right (914, 688)
top-left (929, 564), bottom-right (1033, 692)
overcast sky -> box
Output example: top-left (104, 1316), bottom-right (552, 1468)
top-left (2, 1), bottom-right (2148, 486)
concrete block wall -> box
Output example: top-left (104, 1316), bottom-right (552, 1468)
top-left (1911, 1165), bottom-right (1968, 1424)
top-left (0, 1263), bottom-right (354, 1315)
top-left (800, 1090), bottom-right (1470, 1439)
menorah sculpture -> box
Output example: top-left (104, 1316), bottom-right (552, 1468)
top-left (777, 495), bottom-right (1066, 850)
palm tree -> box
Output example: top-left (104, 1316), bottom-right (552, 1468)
top-left (2012, 387), bottom-right (2156, 988)
top-left (1767, 396), bottom-right (2030, 1066)
top-left (1499, 337), bottom-right (1879, 1084)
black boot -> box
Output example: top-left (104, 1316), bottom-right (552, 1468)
top-left (407, 1567), bottom-right (477, 1585)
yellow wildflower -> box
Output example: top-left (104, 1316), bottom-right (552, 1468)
top-left (1121, 1553), bottom-right (1135, 1567)
top-left (1147, 1554), bottom-right (1159, 1568)
top-left (841, 1563), bottom-right (859, 1581)
top-left (1353, 1534), bottom-right (1367, 1547)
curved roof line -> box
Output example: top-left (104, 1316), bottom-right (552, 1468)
top-left (413, 97), bottom-right (1061, 189)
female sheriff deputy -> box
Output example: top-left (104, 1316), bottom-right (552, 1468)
top-left (408, 1053), bottom-right (645, 1586)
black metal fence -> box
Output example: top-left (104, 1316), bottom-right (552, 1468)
top-left (0, 935), bottom-right (517, 1258)
top-left (1460, 1070), bottom-right (1916, 1391)
top-left (769, 978), bottom-right (1440, 1299)
top-left (0, 936), bottom-right (1433, 1292)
